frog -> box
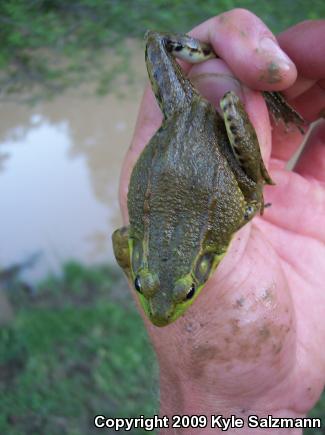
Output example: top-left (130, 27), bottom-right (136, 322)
top-left (112, 31), bottom-right (304, 327)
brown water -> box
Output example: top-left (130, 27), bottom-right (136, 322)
top-left (0, 58), bottom-right (146, 282)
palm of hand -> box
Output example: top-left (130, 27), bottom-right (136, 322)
top-left (253, 126), bottom-right (325, 413)
top-left (144, 130), bottom-right (325, 416)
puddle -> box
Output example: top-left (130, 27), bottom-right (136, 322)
top-left (0, 60), bottom-right (146, 281)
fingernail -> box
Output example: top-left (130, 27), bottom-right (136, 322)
top-left (259, 37), bottom-right (294, 71)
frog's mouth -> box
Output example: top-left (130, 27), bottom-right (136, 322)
top-left (138, 288), bottom-right (188, 327)
top-left (147, 299), bottom-right (189, 327)
top-left (145, 296), bottom-right (178, 327)
top-left (149, 314), bottom-right (171, 327)
top-left (148, 300), bottom-right (174, 327)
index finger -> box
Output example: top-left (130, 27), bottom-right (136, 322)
top-left (277, 20), bottom-right (325, 81)
top-left (190, 9), bottom-right (297, 91)
top-left (277, 20), bottom-right (325, 121)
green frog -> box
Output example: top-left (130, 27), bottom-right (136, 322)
top-left (112, 31), bottom-right (304, 327)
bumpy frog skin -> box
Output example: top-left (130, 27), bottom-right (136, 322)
top-left (112, 32), bottom-right (304, 327)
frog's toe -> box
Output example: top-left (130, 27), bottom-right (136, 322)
top-left (166, 33), bottom-right (216, 64)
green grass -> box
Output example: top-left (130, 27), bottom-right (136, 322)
top-left (0, 0), bottom-right (324, 100)
top-left (0, 262), bottom-right (158, 435)
top-left (305, 396), bottom-right (325, 435)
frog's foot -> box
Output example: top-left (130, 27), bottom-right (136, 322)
top-left (244, 203), bottom-right (259, 222)
top-left (220, 91), bottom-right (274, 186)
top-left (112, 226), bottom-right (131, 279)
top-left (263, 91), bottom-right (306, 134)
top-left (242, 195), bottom-right (267, 224)
top-left (160, 32), bottom-right (216, 64)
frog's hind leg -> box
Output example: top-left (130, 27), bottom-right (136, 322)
top-left (145, 31), bottom-right (215, 119)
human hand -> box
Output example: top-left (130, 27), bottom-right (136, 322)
top-left (118, 10), bottom-right (325, 432)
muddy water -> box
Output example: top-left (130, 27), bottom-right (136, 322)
top-left (0, 57), bottom-right (147, 281)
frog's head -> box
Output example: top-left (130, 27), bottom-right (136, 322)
top-left (129, 237), bottom-right (225, 326)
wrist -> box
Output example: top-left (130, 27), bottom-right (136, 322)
top-left (158, 364), bottom-right (305, 435)
top-left (159, 377), bottom-right (305, 434)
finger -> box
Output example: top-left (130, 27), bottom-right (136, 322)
top-left (294, 120), bottom-right (325, 183)
top-left (261, 168), bottom-right (325, 242)
top-left (277, 20), bottom-right (325, 82)
top-left (269, 126), bottom-right (304, 164)
top-left (270, 20), bottom-right (325, 163)
top-left (290, 82), bottom-right (325, 122)
top-left (279, 20), bottom-right (325, 122)
top-left (282, 76), bottom-right (316, 100)
top-left (255, 217), bottom-right (325, 286)
top-left (190, 9), bottom-right (297, 91)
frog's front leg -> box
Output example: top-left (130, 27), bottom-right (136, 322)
top-left (220, 91), bottom-right (274, 186)
top-left (220, 91), bottom-right (274, 218)
top-left (112, 226), bottom-right (131, 280)
top-left (145, 31), bottom-right (215, 118)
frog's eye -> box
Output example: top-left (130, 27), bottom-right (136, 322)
top-left (195, 253), bottom-right (214, 284)
top-left (134, 275), bottom-right (142, 293)
top-left (185, 283), bottom-right (195, 300)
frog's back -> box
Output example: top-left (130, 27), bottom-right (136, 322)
top-left (128, 100), bottom-right (245, 277)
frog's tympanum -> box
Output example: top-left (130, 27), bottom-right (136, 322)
top-left (112, 32), bottom-right (304, 327)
